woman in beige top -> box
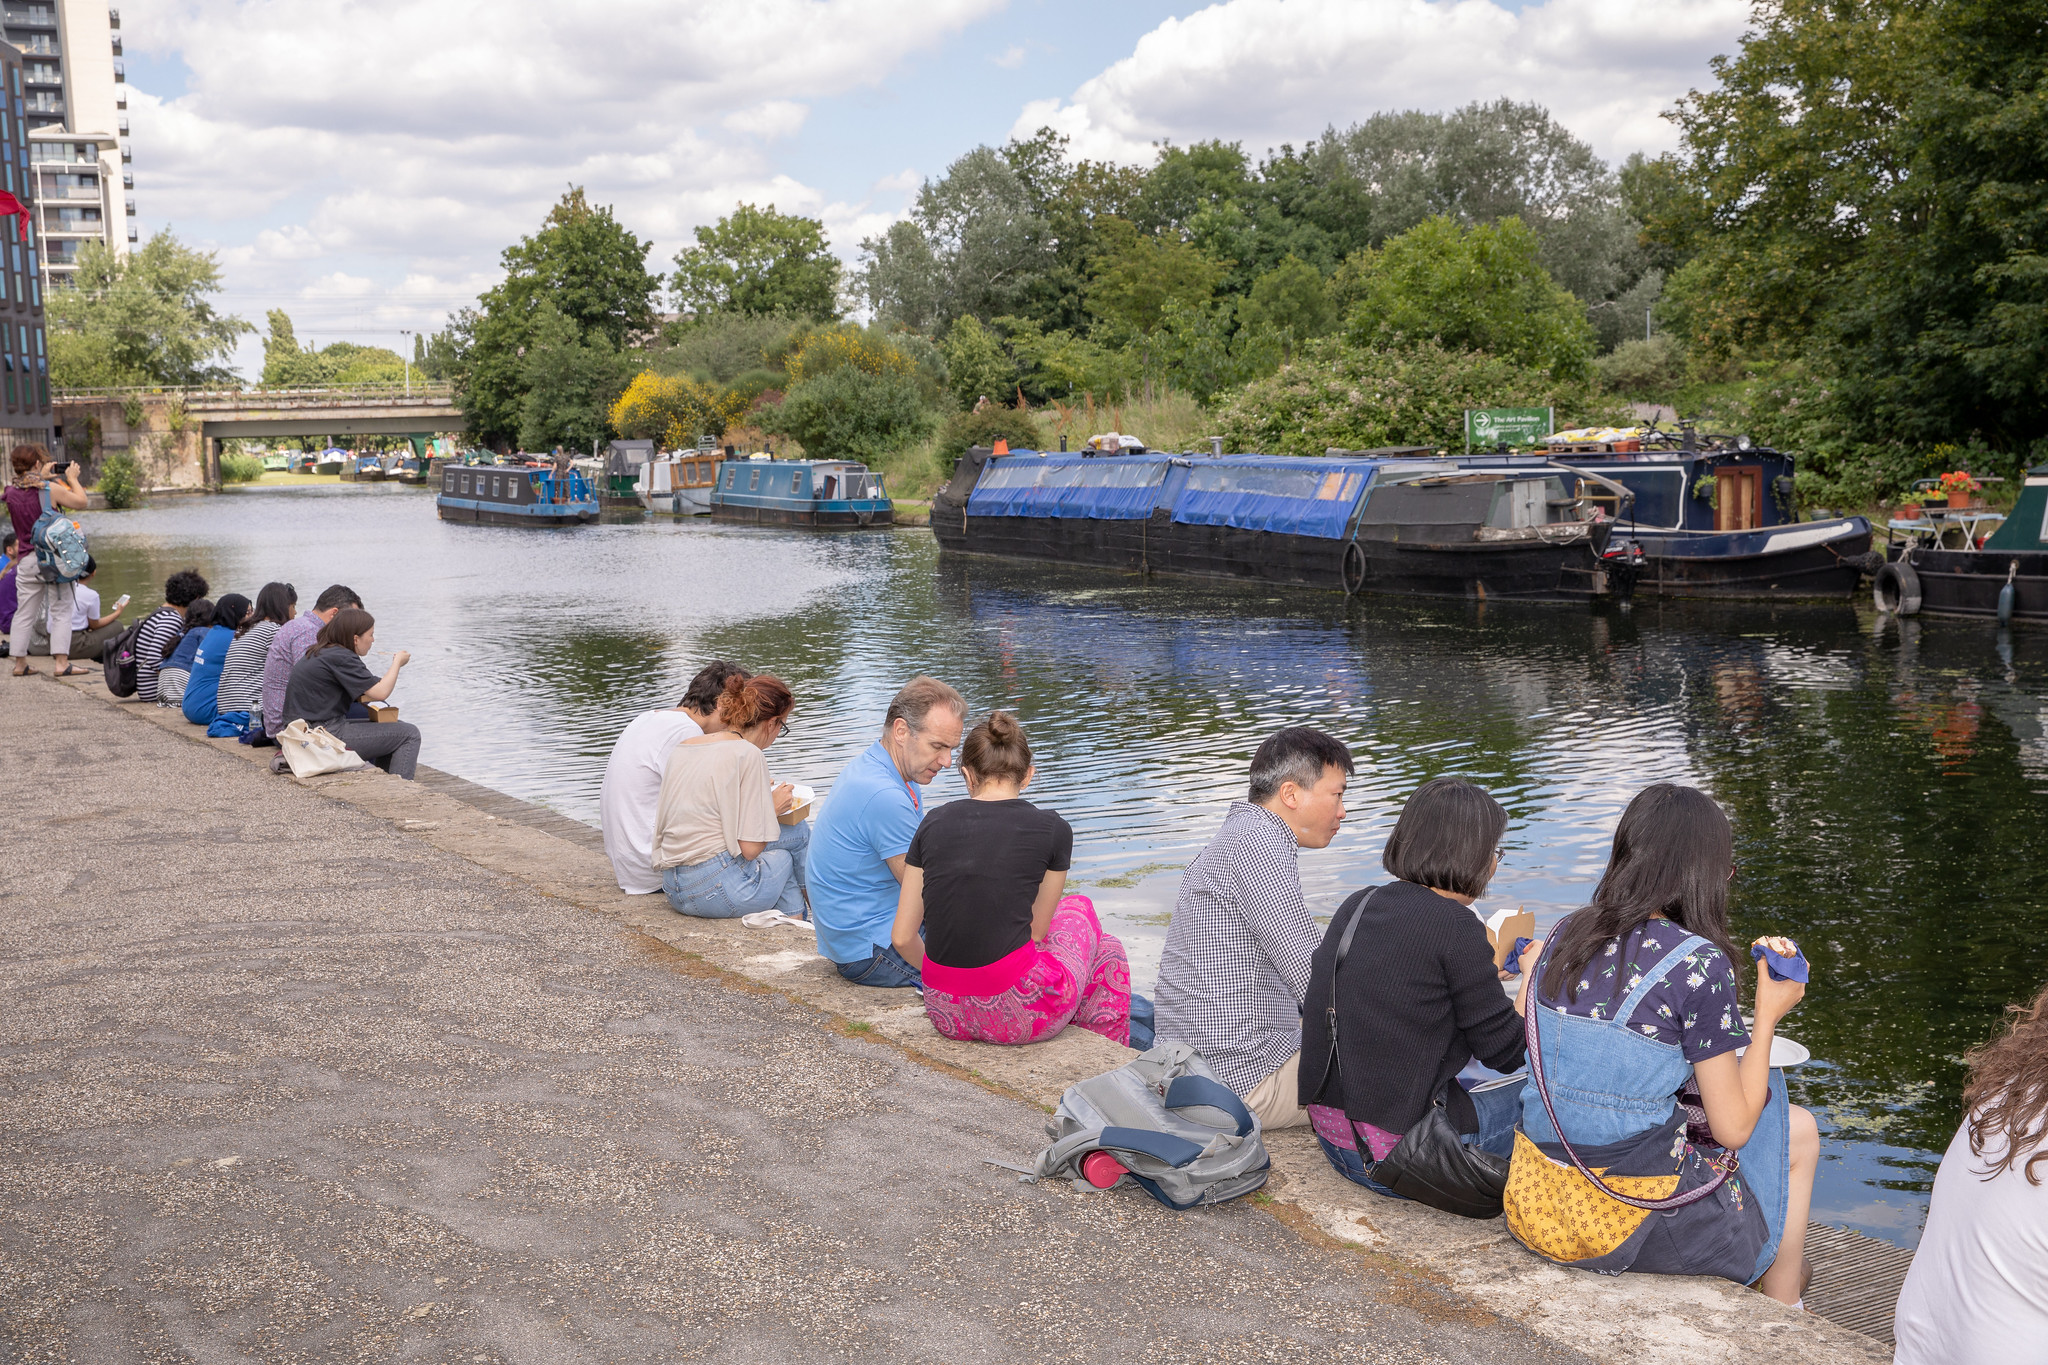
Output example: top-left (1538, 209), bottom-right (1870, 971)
top-left (653, 672), bottom-right (809, 919)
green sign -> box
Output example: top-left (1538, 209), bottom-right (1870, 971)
top-left (1465, 407), bottom-right (1554, 452)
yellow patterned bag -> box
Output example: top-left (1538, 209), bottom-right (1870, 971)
top-left (1503, 1129), bottom-right (1681, 1263)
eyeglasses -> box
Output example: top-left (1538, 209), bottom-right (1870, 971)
top-left (1494, 846), bottom-right (1508, 865)
top-left (778, 719), bottom-right (791, 738)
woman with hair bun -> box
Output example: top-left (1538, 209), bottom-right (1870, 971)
top-left (891, 710), bottom-right (1129, 1045)
top-left (652, 672), bottom-right (810, 919)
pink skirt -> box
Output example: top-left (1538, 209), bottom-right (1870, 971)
top-left (921, 894), bottom-right (1131, 1047)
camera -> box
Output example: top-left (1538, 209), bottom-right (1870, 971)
top-left (49, 460), bottom-right (71, 478)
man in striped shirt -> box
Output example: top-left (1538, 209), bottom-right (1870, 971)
top-left (1154, 727), bottom-right (1353, 1130)
top-left (133, 569), bottom-right (209, 704)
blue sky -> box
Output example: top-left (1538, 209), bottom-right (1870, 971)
top-left (117, 0), bottom-right (1747, 375)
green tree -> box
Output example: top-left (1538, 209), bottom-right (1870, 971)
top-left (764, 365), bottom-right (935, 462)
top-left (1237, 255), bottom-right (1336, 360)
top-left (451, 187), bottom-right (661, 447)
top-left (1337, 216), bottom-right (1595, 381)
top-left (671, 204), bottom-right (841, 321)
top-left (940, 314), bottom-right (1015, 408)
top-left (46, 233), bottom-right (251, 386)
top-left (516, 302), bottom-right (633, 453)
top-left (1215, 337), bottom-right (1607, 456)
top-left (261, 310), bottom-right (404, 386)
top-left (1084, 223), bottom-right (1227, 342)
top-left (858, 146), bottom-right (1051, 329)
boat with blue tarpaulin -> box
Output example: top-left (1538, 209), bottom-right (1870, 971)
top-left (437, 464), bottom-right (599, 527)
top-left (931, 446), bottom-right (1638, 601)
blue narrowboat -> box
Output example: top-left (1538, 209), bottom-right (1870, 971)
top-left (437, 464), bottom-right (599, 527)
top-left (1506, 433), bottom-right (1876, 598)
top-left (713, 458), bottom-right (892, 528)
top-left (932, 447), bottom-right (1634, 601)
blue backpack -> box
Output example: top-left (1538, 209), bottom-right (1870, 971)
top-left (30, 488), bottom-right (88, 583)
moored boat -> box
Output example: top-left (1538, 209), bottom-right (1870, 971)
top-left (1875, 464), bottom-right (2048, 623)
top-left (313, 447), bottom-right (347, 476)
top-left (339, 453), bottom-right (387, 483)
top-left (712, 457), bottom-right (891, 528)
top-left (1523, 430), bottom-right (1877, 599)
top-left (437, 464), bottom-right (599, 527)
top-left (931, 447), bottom-right (1633, 601)
top-left (639, 451), bottom-right (722, 515)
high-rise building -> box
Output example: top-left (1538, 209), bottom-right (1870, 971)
top-left (5, 2), bottom-right (128, 290)
top-left (0, 42), bottom-right (56, 445)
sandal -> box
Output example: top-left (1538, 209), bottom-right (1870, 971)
top-left (52, 665), bottom-right (85, 677)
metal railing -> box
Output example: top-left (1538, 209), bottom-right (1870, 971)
top-left (2, 7), bottom-right (57, 26)
top-left (54, 382), bottom-right (458, 401)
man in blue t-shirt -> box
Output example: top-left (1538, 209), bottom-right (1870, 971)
top-left (808, 675), bottom-right (967, 988)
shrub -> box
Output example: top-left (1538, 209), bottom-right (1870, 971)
top-left (936, 406), bottom-right (1043, 474)
top-left (96, 452), bottom-right (142, 508)
top-left (1596, 334), bottom-right (1686, 400)
top-left (219, 452), bottom-right (264, 483)
top-left (764, 366), bottom-right (935, 463)
top-left (1214, 338), bottom-right (1612, 456)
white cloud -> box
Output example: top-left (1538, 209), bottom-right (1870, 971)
top-left (1009, 0), bottom-right (1749, 164)
top-left (993, 44), bottom-right (1026, 68)
top-left (124, 0), bottom-right (1003, 372)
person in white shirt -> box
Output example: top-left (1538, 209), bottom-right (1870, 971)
top-left (600, 660), bottom-right (749, 894)
top-left (1895, 977), bottom-right (2048, 1364)
top-left (29, 555), bottom-right (125, 659)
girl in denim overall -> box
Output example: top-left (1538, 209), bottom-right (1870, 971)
top-left (1503, 783), bottom-right (1819, 1306)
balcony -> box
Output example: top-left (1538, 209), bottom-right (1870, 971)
top-left (112, 61), bottom-right (123, 82)
top-left (24, 68), bottom-right (61, 88)
top-left (108, 8), bottom-right (118, 29)
top-left (2, 7), bottom-right (57, 28)
top-left (25, 96), bottom-right (63, 114)
top-left (125, 224), bottom-right (135, 242)
top-left (110, 37), bottom-right (120, 55)
top-left (116, 117), bottom-right (126, 135)
top-left (120, 171), bottom-right (129, 188)
top-left (118, 146), bottom-right (129, 163)
top-left (123, 197), bottom-right (133, 215)
top-left (12, 36), bottom-right (56, 55)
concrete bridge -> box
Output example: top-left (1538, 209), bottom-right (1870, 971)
top-left (53, 385), bottom-right (466, 491)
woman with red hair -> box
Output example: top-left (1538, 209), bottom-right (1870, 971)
top-left (652, 672), bottom-right (809, 919)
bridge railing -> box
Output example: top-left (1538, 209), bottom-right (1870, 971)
top-left (53, 383), bottom-right (458, 402)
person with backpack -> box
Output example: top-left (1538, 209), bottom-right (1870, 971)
top-left (891, 710), bottom-right (1130, 1046)
top-left (1502, 784), bottom-right (1818, 1307)
top-left (1299, 778), bottom-right (1538, 1208)
top-left (5, 445), bottom-right (88, 677)
top-left (27, 556), bottom-right (127, 660)
top-left (182, 592), bottom-right (250, 726)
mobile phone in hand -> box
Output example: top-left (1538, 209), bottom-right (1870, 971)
top-left (112, 594), bottom-right (130, 612)
top-left (50, 460), bottom-right (71, 477)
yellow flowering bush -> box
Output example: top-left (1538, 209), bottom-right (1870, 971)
top-left (609, 370), bottom-right (753, 446)
top-left (785, 327), bottom-right (914, 385)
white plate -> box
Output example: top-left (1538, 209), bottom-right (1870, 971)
top-left (1734, 1036), bottom-right (1811, 1068)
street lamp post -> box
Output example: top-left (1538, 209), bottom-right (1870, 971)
top-left (399, 328), bottom-right (413, 395)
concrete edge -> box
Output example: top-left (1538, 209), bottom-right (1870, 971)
top-left (41, 671), bottom-right (1889, 1365)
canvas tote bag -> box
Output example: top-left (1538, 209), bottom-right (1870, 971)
top-left (275, 718), bottom-right (366, 778)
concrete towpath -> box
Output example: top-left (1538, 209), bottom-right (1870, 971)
top-left (2, 675), bottom-right (1587, 1364)
top-left (2, 673), bottom-right (1892, 1363)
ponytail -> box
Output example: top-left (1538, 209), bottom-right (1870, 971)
top-left (961, 709), bottom-right (1031, 784)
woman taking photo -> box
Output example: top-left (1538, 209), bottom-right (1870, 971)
top-left (1301, 777), bottom-right (1536, 1198)
top-left (652, 673), bottom-right (808, 919)
top-left (280, 607), bottom-right (419, 777)
top-left (1505, 783), bottom-right (1818, 1307)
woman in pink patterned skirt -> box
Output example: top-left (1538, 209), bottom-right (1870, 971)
top-left (891, 710), bottom-right (1130, 1046)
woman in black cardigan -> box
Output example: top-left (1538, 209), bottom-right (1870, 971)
top-left (1300, 776), bottom-right (1542, 1197)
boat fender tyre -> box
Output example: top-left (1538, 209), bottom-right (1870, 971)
top-left (1342, 541), bottom-right (1366, 595)
top-left (1873, 561), bottom-right (1922, 616)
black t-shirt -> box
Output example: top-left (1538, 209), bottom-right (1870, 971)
top-left (905, 797), bottom-right (1074, 970)
top-left (282, 647), bottom-right (379, 728)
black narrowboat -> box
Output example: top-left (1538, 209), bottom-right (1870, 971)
top-left (931, 448), bottom-right (1633, 602)
top-left (1876, 464), bottom-right (2048, 623)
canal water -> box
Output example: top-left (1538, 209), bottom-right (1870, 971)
top-left (79, 481), bottom-right (2048, 1248)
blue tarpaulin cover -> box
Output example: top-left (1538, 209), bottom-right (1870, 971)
top-left (1171, 457), bottom-right (1380, 539)
top-left (967, 453), bottom-right (1172, 520)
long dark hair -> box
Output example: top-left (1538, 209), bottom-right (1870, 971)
top-left (1964, 979), bottom-right (2048, 1184)
top-left (247, 580), bottom-right (297, 634)
top-left (1542, 784), bottom-right (1739, 1004)
top-left (309, 607), bottom-right (374, 656)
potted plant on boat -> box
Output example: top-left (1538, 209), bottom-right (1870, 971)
top-left (1938, 470), bottom-right (1982, 511)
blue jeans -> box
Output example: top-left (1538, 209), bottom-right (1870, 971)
top-left (1319, 1077), bottom-right (1526, 1199)
top-left (835, 943), bottom-right (921, 990)
top-left (661, 821), bottom-right (809, 919)
top-left (1128, 993), bottom-right (1156, 1050)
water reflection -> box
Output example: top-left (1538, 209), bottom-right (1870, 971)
top-left (80, 484), bottom-right (2048, 1247)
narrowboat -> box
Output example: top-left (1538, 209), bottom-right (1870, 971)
top-left (260, 452), bottom-right (292, 472)
top-left (1875, 464), bottom-right (2048, 623)
top-left (640, 452), bottom-right (723, 515)
top-left (930, 447), bottom-right (1635, 601)
top-left (713, 458), bottom-right (892, 528)
top-left (313, 447), bottom-right (347, 476)
top-left (1514, 430), bottom-right (1877, 599)
top-left (390, 455), bottom-right (429, 486)
top-left (603, 440), bottom-right (654, 509)
top-left (436, 464), bottom-right (599, 527)
top-left (339, 453), bottom-right (387, 483)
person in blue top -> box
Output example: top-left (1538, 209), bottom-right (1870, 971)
top-left (808, 676), bottom-right (967, 989)
top-left (183, 592), bottom-right (250, 726)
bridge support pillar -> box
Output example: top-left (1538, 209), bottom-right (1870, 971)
top-left (203, 437), bottom-right (221, 493)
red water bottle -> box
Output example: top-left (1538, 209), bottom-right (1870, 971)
top-left (1081, 1150), bottom-right (1127, 1188)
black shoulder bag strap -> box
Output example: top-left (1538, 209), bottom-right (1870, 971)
top-left (1303, 885), bottom-right (1378, 1105)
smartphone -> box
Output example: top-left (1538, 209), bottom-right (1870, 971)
top-left (49, 460), bottom-right (71, 477)
top-left (112, 594), bottom-right (131, 612)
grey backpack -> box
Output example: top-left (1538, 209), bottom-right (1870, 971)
top-left (1027, 1043), bottom-right (1270, 1210)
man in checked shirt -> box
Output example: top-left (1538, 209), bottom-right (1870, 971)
top-left (1154, 727), bottom-right (1353, 1130)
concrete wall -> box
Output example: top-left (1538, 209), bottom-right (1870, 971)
top-left (54, 392), bottom-right (207, 490)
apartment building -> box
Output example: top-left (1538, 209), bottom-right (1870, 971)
top-left (0, 40), bottom-right (55, 445)
top-left (4, 1), bottom-right (128, 289)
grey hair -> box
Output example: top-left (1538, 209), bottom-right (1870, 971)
top-left (1247, 727), bottom-right (1355, 803)
top-left (884, 675), bottom-right (966, 735)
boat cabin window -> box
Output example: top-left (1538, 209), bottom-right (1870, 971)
top-left (1587, 468), bottom-right (1685, 528)
top-left (748, 469), bottom-right (760, 491)
top-left (1716, 466), bottom-right (1762, 531)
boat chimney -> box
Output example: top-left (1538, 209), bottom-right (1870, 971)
top-left (1210, 436), bottom-right (1223, 458)
top-left (1060, 434), bottom-right (1068, 452)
